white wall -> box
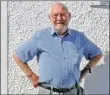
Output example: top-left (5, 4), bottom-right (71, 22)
top-left (7, 1), bottom-right (109, 94)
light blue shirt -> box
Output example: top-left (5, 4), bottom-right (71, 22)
top-left (16, 27), bottom-right (102, 88)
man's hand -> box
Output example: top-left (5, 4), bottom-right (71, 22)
top-left (80, 67), bottom-right (89, 80)
top-left (28, 73), bottom-right (39, 88)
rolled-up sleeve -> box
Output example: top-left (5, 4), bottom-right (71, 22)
top-left (15, 32), bottom-right (40, 63)
top-left (82, 34), bottom-right (102, 60)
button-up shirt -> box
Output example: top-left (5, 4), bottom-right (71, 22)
top-left (16, 27), bottom-right (102, 88)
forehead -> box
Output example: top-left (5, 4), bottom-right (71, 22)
top-left (50, 4), bottom-right (68, 14)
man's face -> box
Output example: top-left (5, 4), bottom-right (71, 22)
top-left (49, 5), bottom-right (71, 32)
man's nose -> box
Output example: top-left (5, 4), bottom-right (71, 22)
top-left (57, 15), bottom-right (62, 20)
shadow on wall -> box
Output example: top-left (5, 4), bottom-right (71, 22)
top-left (84, 51), bottom-right (109, 94)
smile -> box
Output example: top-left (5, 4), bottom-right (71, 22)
top-left (57, 23), bottom-right (64, 24)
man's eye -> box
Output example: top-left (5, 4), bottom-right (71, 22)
top-left (51, 14), bottom-right (65, 18)
top-left (53, 14), bottom-right (58, 17)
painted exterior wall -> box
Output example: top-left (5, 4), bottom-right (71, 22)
top-left (8, 1), bottom-right (109, 94)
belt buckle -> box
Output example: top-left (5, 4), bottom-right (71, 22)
top-left (53, 87), bottom-right (71, 93)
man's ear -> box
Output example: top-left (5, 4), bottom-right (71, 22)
top-left (69, 12), bottom-right (71, 19)
top-left (48, 14), bottom-right (51, 19)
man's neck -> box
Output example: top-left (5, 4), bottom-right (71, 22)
top-left (56, 28), bottom-right (68, 36)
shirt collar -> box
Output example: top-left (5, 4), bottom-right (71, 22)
top-left (50, 27), bottom-right (71, 36)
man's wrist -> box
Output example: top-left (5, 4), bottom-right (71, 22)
top-left (80, 64), bottom-right (92, 79)
top-left (85, 65), bottom-right (91, 73)
top-left (27, 71), bottom-right (34, 79)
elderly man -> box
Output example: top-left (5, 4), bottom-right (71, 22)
top-left (13, 2), bottom-right (102, 95)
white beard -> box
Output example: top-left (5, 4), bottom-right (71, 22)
top-left (54, 26), bottom-right (68, 34)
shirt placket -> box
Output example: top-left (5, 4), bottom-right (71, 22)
top-left (60, 37), bottom-right (68, 78)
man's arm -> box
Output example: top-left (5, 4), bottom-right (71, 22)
top-left (80, 53), bottom-right (103, 80)
top-left (13, 51), bottom-right (39, 88)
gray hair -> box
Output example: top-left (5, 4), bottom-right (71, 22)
top-left (49, 2), bottom-right (69, 15)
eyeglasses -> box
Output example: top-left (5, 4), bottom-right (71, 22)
top-left (50, 13), bottom-right (66, 19)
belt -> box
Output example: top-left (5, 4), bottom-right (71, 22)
top-left (38, 82), bottom-right (77, 93)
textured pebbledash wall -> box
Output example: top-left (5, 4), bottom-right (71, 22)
top-left (8, 1), bottom-right (109, 94)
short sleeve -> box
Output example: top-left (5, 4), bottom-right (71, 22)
top-left (82, 33), bottom-right (102, 60)
top-left (15, 32), bottom-right (40, 62)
